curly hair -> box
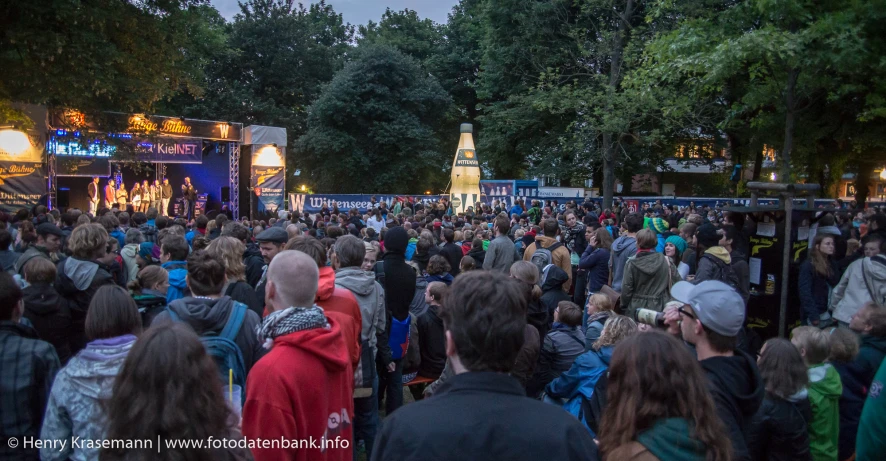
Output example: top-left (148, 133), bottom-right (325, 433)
top-left (427, 254), bottom-right (451, 276)
top-left (206, 236), bottom-right (246, 281)
top-left (102, 324), bottom-right (235, 461)
top-left (599, 331), bottom-right (732, 461)
top-left (68, 223), bottom-right (109, 260)
top-left (591, 315), bottom-right (637, 351)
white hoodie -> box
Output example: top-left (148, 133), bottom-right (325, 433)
top-left (830, 255), bottom-right (886, 323)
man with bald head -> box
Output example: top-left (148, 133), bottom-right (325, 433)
top-left (243, 250), bottom-right (355, 461)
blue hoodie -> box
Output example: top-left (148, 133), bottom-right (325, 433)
top-left (162, 261), bottom-right (189, 304)
top-left (109, 228), bottom-right (125, 249)
top-left (545, 346), bottom-right (613, 435)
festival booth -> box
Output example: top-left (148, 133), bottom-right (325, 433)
top-left (46, 111), bottom-right (244, 219)
top-left (239, 126), bottom-right (287, 221)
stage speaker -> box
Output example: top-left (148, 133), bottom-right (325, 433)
top-left (221, 186), bottom-right (231, 202)
top-left (57, 189), bottom-right (70, 208)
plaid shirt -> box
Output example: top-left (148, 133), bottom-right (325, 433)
top-left (0, 321), bottom-right (60, 461)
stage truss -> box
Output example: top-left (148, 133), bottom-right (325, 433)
top-left (229, 141), bottom-right (240, 220)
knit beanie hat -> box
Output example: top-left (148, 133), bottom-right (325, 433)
top-left (651, 217), bottom-right (669, 234)
top-left (665, 235), bottom-right (687, 256)
top-left (384, 226), bottom-right (409, 254)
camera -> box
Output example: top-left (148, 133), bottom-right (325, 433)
top-left (634, 308), bottom-right (665, 328)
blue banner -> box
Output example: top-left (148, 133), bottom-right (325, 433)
top-left (288, 193), bottom-right (838, 215)
top-left (0, 161), bottom-right (46, 213)
top-left (253, 166), bottom-right (285, 214)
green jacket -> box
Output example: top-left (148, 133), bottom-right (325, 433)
top-left (527, 206), bottom-right (541, 224)
top-left (857, 359), bottom-right (886, 461)
top-left (637, 417), bottom-right (708, 461)
top-left (857, 335), bottom-right (886, 384)
top-left (808, 363), bottom-right (843, 461)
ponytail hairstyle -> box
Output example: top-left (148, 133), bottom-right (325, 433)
top-left (128, 265), bottom-right (168, 295)
top-left (510, 261), bottom-right (542, 300)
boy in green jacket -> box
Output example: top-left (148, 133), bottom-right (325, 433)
top-left (793, 326), bottom-right (843, 461)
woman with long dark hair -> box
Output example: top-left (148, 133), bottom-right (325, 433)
top-left (40, 285), bottom-right (142, 461)
top-left (101, 323), bottom-right (251, 461)
top-left (747, 338), bottom-right (813, 461)
top-left (798, 234), bottom-right (840, 326)
top-left (598, 331), bottom-right (732, 460)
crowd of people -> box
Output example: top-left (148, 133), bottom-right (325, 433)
top-left (1, 195), bottom-right (886, 461)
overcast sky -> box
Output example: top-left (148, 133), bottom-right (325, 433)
top-left (210, 0), bottom-right (458, 26)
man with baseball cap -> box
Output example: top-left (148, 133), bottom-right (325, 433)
top-left (667, 280), bottom-right (763, 461)
top-left (14, 223), bottom-right (66, 275)
top-left (254, 226), bottom-right (289, 303)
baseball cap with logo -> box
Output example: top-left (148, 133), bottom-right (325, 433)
top-left (670, 280), bottom-right (745, 336)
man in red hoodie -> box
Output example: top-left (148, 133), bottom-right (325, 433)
top-left (243, 250), bottom-right (354, 461)
top-left (285, 235), bottom-right (362, 369)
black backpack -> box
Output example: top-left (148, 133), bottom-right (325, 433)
top-left (702, 253), bottom-right (740, 291)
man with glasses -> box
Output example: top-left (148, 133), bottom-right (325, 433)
top-left (665, 280), bottom-right (764, 461)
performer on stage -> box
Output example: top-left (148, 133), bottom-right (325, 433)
top-left (104, 179), bottom-right (116, 209)
top-left (131, 182), bottom-right (142, 212)
top-left (116, 181), bottom-right (128, 209)
top-left (182, 177), bottom-right (197, 220)
top-left (141, 180), bottom-right (152, 212)
top-left (151, 179), bottom-right (162, 213)
top-left (160, 178), bottom-right (172, 217)
top-left (88, 177), bottom-right (100, 214)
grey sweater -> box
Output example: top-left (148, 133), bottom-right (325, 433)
top-left (483, 235), bottom-right (518, 273)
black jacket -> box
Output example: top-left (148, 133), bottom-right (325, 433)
top-left (225, 280), bottom-right (264, 318)
top-left (540, 265), bottom-right (571, 325)
top-left (412, 251), bottom-right (431, 274)
top-left (0, 321), bottom-right (60, 461)
top-left (417, 304), bottom-right (446, 380)
top-left (133, 290), bottom-right (167, 328)
top-left (55, 257), bottom-right (116, 355)
top-left (370, 372), bottom-right (599, 461)
top-left (466, 247), bottom-right (486, 266)
top-left (243, 244), bottom-right (265, 288)
top-left (440, 242), bottom-right (464, 277)
top-left (747, 393), bottom-right (812, 461)
top-left (382, 252), bottom-right (416, 322)
top-left (0, 249), bottom-right (20, 273)
top-left (701, 350), bottom-right (765, 461)
top-left (22, 283), bottom-right (72, 365)
top-left (798, 258), bottom-right (840, 323)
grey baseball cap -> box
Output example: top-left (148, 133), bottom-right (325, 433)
top-left (670, 280), bottom-right (745, 336)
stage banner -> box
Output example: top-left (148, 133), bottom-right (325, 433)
top-left (289, 194), bottom-right (447, 214)
top-left (57, 156), bottom-right (111, 177)
top-left (136, 139), bottom-right (202, 163)
top-left (0, 161), bottom-right (45, 212)
top-left (252, 166), bottom-right (285, 214)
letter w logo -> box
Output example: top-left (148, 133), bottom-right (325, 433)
top-left (290, 193), bottom-right (306, 212)
top-left (219, 124), bottom-right (230, 139)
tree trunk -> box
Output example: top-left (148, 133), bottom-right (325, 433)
top-left (601, 0), bottom-right (635, 209)
top-left (752, 142), bottom-right (763, 181)
top-left (781, 68), bottom-right (798, 182)
top-left (856, 162), bottom-right (873, 209)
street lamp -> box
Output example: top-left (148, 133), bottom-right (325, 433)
top-left (879, 168), bottom-right (886, 181)
top-left (300, 184), bottom-right (307, 192)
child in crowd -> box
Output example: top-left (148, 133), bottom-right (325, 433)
top-left (791, 326), bottom-right (843, 461)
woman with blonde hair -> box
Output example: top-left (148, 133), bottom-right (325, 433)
top-left (544, 315), bottom-right (638, 435)
top-left (585, 293), bottom-right (615, 347)
top-left (206, 236), bottom-right (263, 317)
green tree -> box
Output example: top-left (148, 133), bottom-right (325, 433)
top-left (296, 46), bottom-right (453, 194)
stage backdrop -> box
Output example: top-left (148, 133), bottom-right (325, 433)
top-left (251, 145), bottom-right (285, 215)
top-left (0, 131), bottom-right (45, 213)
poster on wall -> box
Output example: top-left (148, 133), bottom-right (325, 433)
top-left (0, 132), bottom-right (46, 212)
top-left (252, 166), bottom-right (285, 214)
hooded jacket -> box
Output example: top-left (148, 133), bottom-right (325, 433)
top-left (14, 245), bottom-right (52, 276)
top-left (609, 235), bottom-right (638, 292)
top-left (335, 267), bottom-right (386, 363)
top-left (381, 227), bottom-right (417, 322)
top-left (138, 223), bottom-right (157, 244)
top-left (856, 360), bottom-right (886, 461)
top-left (833, 357), bottom-right (869, 461)
top-left (0, 321), bottom-right (60, 461)
top-left (540, 265), bottom-right (571, 322)
top-left (55, 257), bottom-right (115, 354)
top-left (0, 249), bottom-right (20, 273)
top-left (523, 235), bottom-right (573, 292)
top-left (405, 238), bottom-right (418, 261)
top-left (527, 323), bottom-right (586, 398)
top-left (417, 304), bottom-right (446, 380)
top-left (242, 316), bottom-right (353, 461)
top-left (747, 390), bottom-right (813, 461)
top-left (223, 279), bottom-right (264, 318)
top-left (807, 363), bottom-right (842, 461)
top-left (426, 272), bottom-right (454, 286)
top-left (545, 346), bottom-right (612, 433)
top-left (23, 283), bottom-right (72, 365)
top-left (162, 260), bottom-right (189, 305)
top-left (694, 246), bottom-right (733, 284)
top-left (830, 256), bottom-right (886, 324)
top-left (621, 251), bottom-right (678, 318)
top-left (152, 296), bottom-right (265, 374)
top-left (412, 250), bottom-right (431, 274)
top-left (701, 350), bottom-right (764, 461)
top-left (409, 277), bottom-right (429, 318)
top-left (40, 335), bottom-right (136, 461)
top-left (467, 247), bottom-right (487, 267)
top-left (608, 418), bottom-right (709, 461)
top-left (243, 243), bottom-right (265, 288)
top-left (132, 289), bottom-right (166, 327)
top-left (315, 266), bottom-right (362, 369)
top-left (120, 243), bottom-right (139, 283)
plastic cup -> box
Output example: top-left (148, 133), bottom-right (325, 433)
top-left (223, 384), bottom-right (242, 420)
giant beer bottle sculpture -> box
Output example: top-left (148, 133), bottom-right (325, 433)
top-left (449, 123), bottom-right (481, 215)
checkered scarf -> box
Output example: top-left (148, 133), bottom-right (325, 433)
top-left (256, 305), bottom-right (328, 350)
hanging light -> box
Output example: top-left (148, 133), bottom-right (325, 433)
top-left (0, 129), bottom-right (32, 156)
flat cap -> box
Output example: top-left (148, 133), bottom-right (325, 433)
top-left (255, 226), bottom-right (288, 244)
